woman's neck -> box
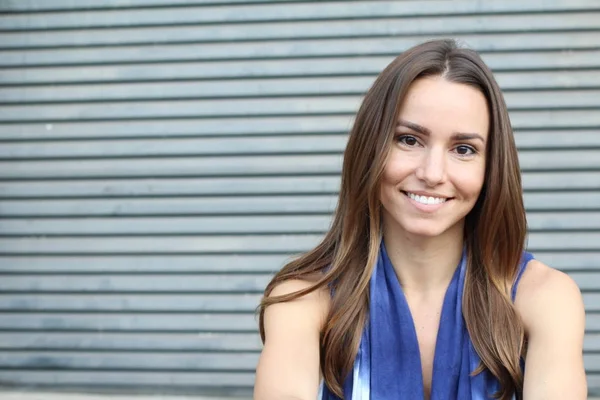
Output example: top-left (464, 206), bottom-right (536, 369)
top-left (382, 221), bottom-right (465, 294)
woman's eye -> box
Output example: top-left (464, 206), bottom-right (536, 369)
top-left (398, 135), bottom-right (418, 146)
top-left (456, 145), bottom-right (476, 156)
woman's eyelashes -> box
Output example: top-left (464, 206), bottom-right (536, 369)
top-left (454, 145), bottom-right (477, 157)
top-left (396, 134), bottom-right (421, 147)
top-left (395, 134), bottom-right (479, 157)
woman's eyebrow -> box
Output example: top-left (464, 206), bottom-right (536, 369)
top-left (452, 133), bottom-right (486, 143)
top-left (397, 119), bottom-right (486, 143)
top-left (397, 119), bottom-right (430, 135)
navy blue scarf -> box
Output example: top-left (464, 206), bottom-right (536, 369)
top-left (320, 242), bottom-right (533, 400)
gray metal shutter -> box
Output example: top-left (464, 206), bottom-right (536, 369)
top-left (0, 0), bottom-right (599, 396)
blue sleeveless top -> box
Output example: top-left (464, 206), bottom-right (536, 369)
top-left (319, 243), bottom-right (534, 400)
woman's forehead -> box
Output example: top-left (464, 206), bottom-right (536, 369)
top-left (397, 76), bottom-right (490, 140)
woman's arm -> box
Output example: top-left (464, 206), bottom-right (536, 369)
top-left (515, 260), bottom-right (587, 399)
top-left (254, 280), bottom-right (330, 400)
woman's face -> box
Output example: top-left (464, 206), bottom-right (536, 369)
top-left (380, 76), bottom-right (489, 239)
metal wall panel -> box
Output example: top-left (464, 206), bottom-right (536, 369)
top-left (0, 0), bottom-right (599, 396)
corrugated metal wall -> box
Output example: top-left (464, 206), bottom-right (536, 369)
top-left (0, 0), bottom-right (599, 396)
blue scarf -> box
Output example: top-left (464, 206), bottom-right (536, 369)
top-left (320, 242), bottom-right (533, 400)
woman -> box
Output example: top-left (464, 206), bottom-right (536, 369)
top-left (253, 39), bottom-right (586, 400)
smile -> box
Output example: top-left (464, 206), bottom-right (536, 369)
top-left (402, 191), bottom-right (451, 205)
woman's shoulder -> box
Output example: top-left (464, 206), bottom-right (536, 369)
top-left (512, 259), bottom-right (587, 396)
top-left (266, 279), bottom-right (332, 332)
top-left (257, 279), bottom-right (332, 398)
top-left (513, 258), bottom-right (584, 336)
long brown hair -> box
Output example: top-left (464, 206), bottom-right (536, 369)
top-left (258, 39), bottom-right (527, 400)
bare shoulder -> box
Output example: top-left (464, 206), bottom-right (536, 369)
top-left (255, 279), bottom-right (331, 400)
top-left (514, 260), bottom-right (587, 398)
top-left (268, 278), bottom-right (330, 301)
top-left (514, 259), bottom-right (585, 334)
top-left (265, 279), bottom-right (332, 336)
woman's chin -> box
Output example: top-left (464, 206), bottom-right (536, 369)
top-left (404, 227), bottom-right (446, 239)
top-left (396, 219), bottom-right (464, 240)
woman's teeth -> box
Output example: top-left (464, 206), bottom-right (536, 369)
top-left (405, 192), bottom-right (448, 205)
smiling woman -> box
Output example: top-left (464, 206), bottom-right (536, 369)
top-left (382, 77), bottom-right (489, 239)
top-left (254, 39), bottom-right (586, 400)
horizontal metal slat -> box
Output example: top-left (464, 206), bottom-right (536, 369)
top-left (584, 332), bottom-right (600, 351)
top-left (6, 270), bottom-right (598, 292)
top-left (0, 0), bottom-right (299, 13)
top-left (2, 135), bottom-right (347, 158)
top-left (0, 232), bottom-right (599, 254)
top-left (3, 32), bottom-right (600, 67)
top-left (0, 310), bottom-right (598, 333)
top-left (584, 295), bottom-right (600, 312)
top-left (584, 294), bottom-right (600, 313)
top-left (4, 71), bottom-right (600, 104)
top-left (518, 251), bottom-right (600, 271)
top-left (0, 192), bottom-right (598, 218)
top-left (2, 51), bottom-right (600, 86)
top-left (0, 196), bottom-right (342, 216)
top-left (526, 212), bottom-right (600, 231)
top-left (1, 131), bottom-right (600, 160)
top-left (0, 331), bottom-right (262, 351)
top-left (0, 115), bottom-right (353, 140)
top-left (2, 286), bottom-right (598, 311)
top-left (579, 373), bottom-right (600, 391)
top-left (0, 312), bottom-right (258, 331)
top-left (0, 252), bottom-right (597, 273)
top-left (0, 215), bottom-right (333, 235)
top-left (0, 97), bottom-right (361, 122)
top-left (0, 235), bottom-right (325, 254)
top-left (0, 212), bottom-right (598, 235)
top-left (1, 151), bottom-right (599, 180)
top-left (0, 370), bottom-right (594, 393)
top-left (0, 76), bottom-right (377, 103)
top-left (0, 284), bottom-right (598, 315)
top-left (0, 274), bottom-right (271, 292)
top-left (11, 350), bottom-right (600, 372)
top-left (515, 131), bottom-right (600, 149)
top-left (0, 155), bottom-right (348, 178)
top-left (0, 176), bottom-right (342, 197)
top-left (0, 155), bottom-right (343, 178)
top-left (581, 312), bottom-right (600, 330)
top-left (1, 0), bottom-right (598, 30)
top-left (9, 330), bottom-right (600, 354)
top-left (522, 172), bottom-right (600, 190)
top-left (3, 13), bottom-right (600, 49)
top-left (527, 233), bottom-right (600, 251)
top-left (0, 370), bottom-right (255, 388)
top-left (0, 254), bottom-right (289, 273)
top-left (507, 89), bottom-right (600, 108)
top-left (567, 273), bottom-right (600, 291)
top-left (0, 172), bottom-right (598, 198)
top-left (0, 57), bottom-right (392, 85)
top-left (2, 91), bottom-right (600, 123)
top-left (3, 155), bottom-right (339, 178)
top-left (0, 351), bottom-right (259, 371)
top-left (0, 293), bottom-right (263, 312)
top-left (2, 110), bottom-right (600, 141)
top-left (519, 149), bottom-right (600, 170)
top-left (586, 354), bottom-right (600, 372)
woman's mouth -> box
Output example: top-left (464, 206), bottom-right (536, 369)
top-left (402, 191), bottom-right (452, 205)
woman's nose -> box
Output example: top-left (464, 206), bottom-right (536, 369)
top-left (415, 148), bottom-right (447, 187)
